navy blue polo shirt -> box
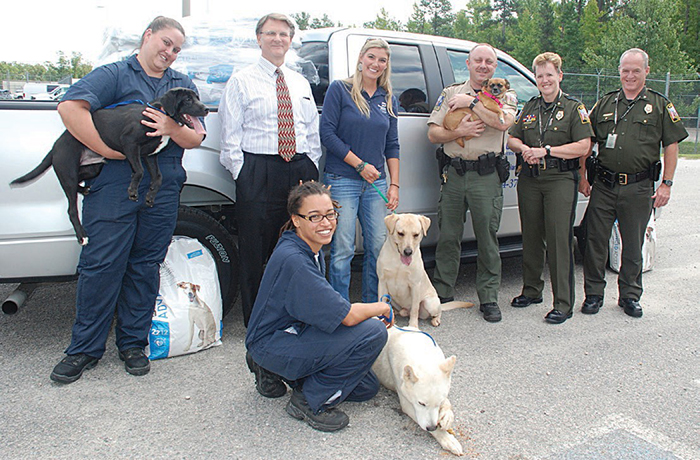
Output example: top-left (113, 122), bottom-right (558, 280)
top-left (61, 54), bottom-right (200, 160)
top-left (320, 80), bottom-right (399, 178)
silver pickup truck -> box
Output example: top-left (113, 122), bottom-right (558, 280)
top-left (0, 28), bottom-right (588, 315)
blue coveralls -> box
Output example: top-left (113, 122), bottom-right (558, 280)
top-left (245, 231), bottom-right (388, 413)
top-left (62, 55), bottom-right (201, 358)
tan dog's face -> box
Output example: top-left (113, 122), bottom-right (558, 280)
top-left (482, 78), bottom-right (510, 97)
top-left (177, 282), bottom-right (200, 302)
top-left (385, 214), bottom-right (431, 266)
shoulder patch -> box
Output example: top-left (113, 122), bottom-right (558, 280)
top-left (433, 91), bottom-right (446, 112)
top-left (578, 104), bottom-right (590, 124)
top-left (504, 90), bottom-right (518, 107)
top-left (666, 103), bottom-right (681, 123)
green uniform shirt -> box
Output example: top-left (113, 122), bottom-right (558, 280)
top-left (510, 92), bottom-right (593, 148)
top-left (589, 87), bottom-right (688, 173)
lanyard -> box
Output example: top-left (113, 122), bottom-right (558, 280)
top-left (538, 91), bottom-right (561, 148)
top-left (612, 88), bottom-right (644, 133)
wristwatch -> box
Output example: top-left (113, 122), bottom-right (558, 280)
top-left (544, 145), bottom-right (551, 156)
top-left (662, 179), bottom-right (673, 187)
top-left (468, 98), bottom-right (478, 110)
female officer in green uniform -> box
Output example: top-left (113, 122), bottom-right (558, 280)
top-left (507, 52), bottom-right (593, 324)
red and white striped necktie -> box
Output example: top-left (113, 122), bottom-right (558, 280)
top-left (276, 68), bottom-right (296, 161)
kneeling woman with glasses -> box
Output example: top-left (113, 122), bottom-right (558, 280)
top-left (245, 181), bottom-right (392, 432)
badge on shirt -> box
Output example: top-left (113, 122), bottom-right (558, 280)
top-left (666, 103), bottom-right (681, 123)
top-left (433, 92), bottom-right (446, 112)
top-left (378, 101), bottom-right (387, 114)
top-left (523, 114), bottom-right (537, 124)
top-left (556, 110), bottom-right (564, 120)
top-left (577, 105), bottom-right (590, 124)
top-left (644, 103), bottom-right (653, 114)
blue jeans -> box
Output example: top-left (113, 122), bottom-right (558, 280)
top-left (324, 173), bottom-right (387, 302)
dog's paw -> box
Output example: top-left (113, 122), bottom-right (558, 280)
top-left (431, 316), bottom-right (441, 327)
top-left (399, 308), bottom-right (410, 317)
top-left (438, 406), bottom-right (455, 430)
top-left (440, 434), bottom-right (464, 456)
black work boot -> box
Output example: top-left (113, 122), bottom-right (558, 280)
top-left (50, 354), bottom-right (99, 384)
top-left (581, 295), bottom-right (604, 315)
top-left (246, 351), bottom-right (287, 398)
top-left (479, 302), bottom-right (502, 322)
top-left (285, 387), bottom-right (349, 432)
top-left (119, 348), bottom-right (151, 376)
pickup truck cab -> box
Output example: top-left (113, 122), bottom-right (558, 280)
top-left (0, 27), bottom-right (588, 315)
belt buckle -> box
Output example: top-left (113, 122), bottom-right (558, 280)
top-left (539, 159), bottom-right (547, 170)
top-left (618, 173), bottom-right (628, 185)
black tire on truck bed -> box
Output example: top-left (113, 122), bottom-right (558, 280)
top-left (174, 205), bottom-right (238, 317)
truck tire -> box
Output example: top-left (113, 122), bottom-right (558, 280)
top-left (174, 206), bottom-right (238, 317)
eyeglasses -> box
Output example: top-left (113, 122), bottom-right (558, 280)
top-left (296, 211), bottom-right (339, 223)
top-left (261, 31), bottom-right (291, 39)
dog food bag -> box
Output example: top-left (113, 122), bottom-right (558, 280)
top-left (608, 213), bottom-right (656, 273)
top-left (147, 236), bottom-right (223, 360)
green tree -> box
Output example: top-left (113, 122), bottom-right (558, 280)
top-left (491, 0), bottom-right (518, 49)
top-left (453, 0), bottom-right (497, 43)
top-left (310, 14), bottom-right (336, 29)
top-left (291, 12), bottom-right (311, 30)
top-left (407, 0), bottom-right (455, 37)
top-left (677, 0), bottom-right (700, 70)
top-left (364, 8), bottom-right (403, 31)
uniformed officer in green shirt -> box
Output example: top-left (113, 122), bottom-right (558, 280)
top-left (508, 52), bottom-right (593, 324)
top-left (427, 43), bottom-right (518, 323)
top-left (579, 48), bottom-right (688, 318)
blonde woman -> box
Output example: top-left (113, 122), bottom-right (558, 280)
top-left (320, 38), bottom-right (400, 302)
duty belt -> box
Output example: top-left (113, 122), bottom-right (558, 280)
top-left (450, 157), bottom-right (480, 174)
top-left (521, 156), bottom-right (579, 177)
top-left (596, 164), bottom-right (651, 186)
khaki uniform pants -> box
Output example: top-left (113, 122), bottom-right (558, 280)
top-left (433, 167), bottom-right (503, 304)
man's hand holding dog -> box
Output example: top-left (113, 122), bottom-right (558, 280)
top-left (447, 93), bottom-right (475, 110)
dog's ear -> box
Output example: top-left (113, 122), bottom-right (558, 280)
top-left (403, 365), bottom-right (419, 383)
top-left (440, 355), bottom-right (456, 376)
top-left (194, 284), bottom-right (200, 292)
top-left (419, 215), bottom-right (431, 236)
top-left (385, 214), bottom-right (400, 234)
top-left (503, 78), bottom-right (510, 90)
top-left (158, 88), bottom-right (181, 117)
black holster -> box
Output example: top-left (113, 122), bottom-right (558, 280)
top-left (436, 146), bottom-right (450, 183)
top-left (478, 152), bottom-right (497, 176)
top-left (586, 155), bottom-right (598, 184)
top-left (649, 160), bottom-right (661, 181)
top-left (495, 154), bottom-right (511, 183)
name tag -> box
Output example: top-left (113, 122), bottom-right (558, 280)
top-left (605, 133), bottom-right (618, 149)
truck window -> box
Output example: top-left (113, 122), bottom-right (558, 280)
top-left (387, 44), bottom-right (429, 114)
top-left (298, 41), bottom-right (329, 107)
top-left (446, 50), bottom-right (538, 107)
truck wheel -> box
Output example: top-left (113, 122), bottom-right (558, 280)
top-left (174, 206), bottom-right (238, 317)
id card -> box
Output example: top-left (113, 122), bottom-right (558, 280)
top-left (605, 133), bottom-right (618, 149)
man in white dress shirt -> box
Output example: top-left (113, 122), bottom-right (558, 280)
top-left (219, 13), bottom-right (321, 327)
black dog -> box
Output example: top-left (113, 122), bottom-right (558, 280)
top-left (10, 87), bottom-right (208, 246)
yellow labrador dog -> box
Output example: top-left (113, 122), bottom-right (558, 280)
top-left (377, 213), bottom-right (473, 328)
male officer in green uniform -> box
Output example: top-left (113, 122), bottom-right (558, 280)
top-left (427, 43), bottom-right (518, 322)
top-left (579, 48), bottom-right (688, 318)
top-left (508, 52), bottom-right (593, 324)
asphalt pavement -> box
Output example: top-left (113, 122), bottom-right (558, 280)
top-left (1, 160), bottom-right (699, 460)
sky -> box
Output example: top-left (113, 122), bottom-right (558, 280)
top-left (0, 0), bottom-right (418, 65)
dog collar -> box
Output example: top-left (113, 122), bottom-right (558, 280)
top-left (481, 91), bottom-right (504, 108)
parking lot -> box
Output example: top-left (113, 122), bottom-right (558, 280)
top-left (1, 159), bottom-right (698, 459)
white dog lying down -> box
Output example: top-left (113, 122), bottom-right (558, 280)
top-left (177, 281), bottom-right (217, 351)
top-left (377, 213), bottom-right (473, 328)
top-left (372, 326), bottom-right (464, 456)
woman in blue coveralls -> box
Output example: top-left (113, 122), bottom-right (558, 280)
top-left (245, 181), bottom-right (392, 432)
top-left (320, 38), bottom-right (400, 303)
top-left (50, 17), bottom-right (205, 384)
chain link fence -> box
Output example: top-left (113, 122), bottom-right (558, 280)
top-left (562, 69), bottom-right (700, 154)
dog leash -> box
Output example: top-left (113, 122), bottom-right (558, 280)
top-left (103, 99), bottom-right (167, 115)
top-left (378, 294), bottom-right (437, 347)
top-left (364, 172), bottom-right (396, 215)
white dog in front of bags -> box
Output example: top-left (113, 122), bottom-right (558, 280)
top-left (177, 281), bottom-right (217, 351)
top-left (372, 326), bottom-right (464, 456)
